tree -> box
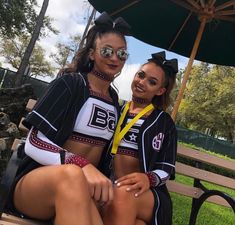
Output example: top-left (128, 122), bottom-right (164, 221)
top-left (14, 0), bottom-right (50, 86)
top-left (0, 34), bottom-right (55, 77)
top-left (178, 63), bottom-right (235, 143)
top-left (50, 34), bottom-right (81, 69)
top-left (0, 0), bottom-right (37, 37)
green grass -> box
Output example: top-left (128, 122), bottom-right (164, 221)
top-left (171, 174), bottom-right (235, 225)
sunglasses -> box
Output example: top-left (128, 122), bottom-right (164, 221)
top-left (100, 46), bottom-right (129, 61)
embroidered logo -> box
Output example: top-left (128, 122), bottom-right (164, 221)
top-left (89, 104), bottom-right (115, 132)
top-left (152, 133), bottom-right (164, 151)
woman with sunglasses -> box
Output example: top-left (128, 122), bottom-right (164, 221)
top-left (3, 12), bottom-right (130, 225)
top-left (102, 52), bottom-right (178, 225)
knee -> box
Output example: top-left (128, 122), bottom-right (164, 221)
top-left (57, 165), bottom-right (87, 190)
top-left (113, 186), bottom-right (135, 206)
top-left (103, 186), bottom-right (137, 220)
top-left (55, 165), bottom-right (91, 206)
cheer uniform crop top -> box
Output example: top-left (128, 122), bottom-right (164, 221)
top-left (116, 112), bottom-right (145, 158)
top-left (25, 90), bottom-right (116, 167)
top-left (115, 112), bottom-right (169, 185)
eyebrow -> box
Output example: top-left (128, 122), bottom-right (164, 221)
top-left (140, 70), bottom-right (159, 81)
top-left (104, 44), bottom-right (126, 49)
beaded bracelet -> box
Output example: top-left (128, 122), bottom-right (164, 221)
top-left (65, 153), bottom-right (90, 168)
top-left (145, 171), bottom-right (160, 187)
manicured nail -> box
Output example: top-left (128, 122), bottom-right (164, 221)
top-left (117, 183), bottom-right (121, 187)
top-left (135, 193), bottom-right (138, 197)
top-left (114, 180), bottom-right (118, 184)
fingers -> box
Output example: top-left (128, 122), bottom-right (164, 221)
top-left (108, 181), bottom-right (114, 201)
top-left (93, 183), bottom-right (102, 201)
top-left (115, 174), bottom-right (134, 183)
top-left (82, 165), bottom-right (113, 203)
top-left (134, 188), bottom-right (146, 197)
top-left (93, 178), bottom-right (113, 203)
top-left (115, 173), bottom-right (143, 187)
top-left (116, 178), bottom-right (136, 187)
top-left (115, 173), bottom-right (150, 197)
top-left (100, 179), bottom-right (113, 203)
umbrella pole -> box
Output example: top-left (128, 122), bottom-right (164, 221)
top-left (171, 17), bottom-right (207, 121)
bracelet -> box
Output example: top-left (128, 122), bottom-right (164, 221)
top-left (145, 171), bottom-right (160, 187)
top-left (65, 153), bottom-right (90, 168)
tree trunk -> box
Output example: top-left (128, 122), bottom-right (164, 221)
top-left (78, 8), bottom-right (96, 50)
top-left (14, 0), bottom-right (49, 87)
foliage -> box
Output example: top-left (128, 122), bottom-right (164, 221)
top-left (14, 0), bottom-right (51, 86)
top-left (171, 175), bottom-right (235, 225)
top-left (0, 0), bottom-right (58, 38)
top-left (50, 34), bottom-right (81, 69)
top-left (0, 0), bottom-right (37, 37)
top-left (178, 63), bottom-right (235, 143)
top-left (0, 34), bottom-right (56, 77)
top-left (169, 69), bottom-right (184, 110)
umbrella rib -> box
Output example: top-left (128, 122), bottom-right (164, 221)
top-left (168, 12), bottom-right (193, 50)
top-left (208, 0), bottom-right (216, 7)
top-left (215, 0), bottom-right (235, 12)
top-left (214, 15), bottom-right (235, 22)
top-left (109, 0), bottom-right (141, 16)
top-left (169, 0), bottom-right (201, 50)
top-left (170, 0), bottom-right (199, 13)
top-left (200, 0), bottom-right (206, 8)
top-left (216, 9), bottom-right (235, 16)
top-left (186, 0), bottom-right (201, 10)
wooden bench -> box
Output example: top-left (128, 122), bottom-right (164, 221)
top-left (0, 99), bottom-right (51, 225)
top-left (166, 144), bottom-right (235, 224)
top-left (1, 99), bottom-right (235, 225)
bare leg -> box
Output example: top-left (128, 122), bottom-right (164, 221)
top-left (102, 186), bottom-right (154, 225)
top-left (14, 164), bottom-right (101, 225)
top-left (135, 219), bottom-right (147, 225)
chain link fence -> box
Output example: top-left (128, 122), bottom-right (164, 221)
top-left (177, 125), bottom-right (235, 159)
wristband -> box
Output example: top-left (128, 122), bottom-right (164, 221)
top-left (65, 152), bottom-right (90, 168)
top-left (145, 171), bottom-right (160, 187)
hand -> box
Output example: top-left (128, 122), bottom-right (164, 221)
top-left (82, 164), bottom-right (113, 204)
top-left (115, 172), bottom-right (150, 197)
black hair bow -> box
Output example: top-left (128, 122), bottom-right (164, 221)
top-left (94, 12), bottom-right (131, 36)
top-left (148, 51), bottom-right (178, 74)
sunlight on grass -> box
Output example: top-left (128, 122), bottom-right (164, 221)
top-left (171, 175), bottom-right (235, 225)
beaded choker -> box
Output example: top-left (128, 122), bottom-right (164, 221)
top-left (132, 95), bottom-right (151, 105)
top-left (91, 69), bottom-right (114, 82)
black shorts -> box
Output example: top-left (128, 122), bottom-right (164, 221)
top-left (150, 185), bottom-right (172, 225)
top-left (5, 155), bottom-right (42, 218)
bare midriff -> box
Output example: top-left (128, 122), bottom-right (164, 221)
top-left (113, 154), bottom-right (140, 179)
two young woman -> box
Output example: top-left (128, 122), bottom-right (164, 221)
top-left (3, 11), bottom-right (178, 225)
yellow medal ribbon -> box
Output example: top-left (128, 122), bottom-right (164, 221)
top-left (111, 102), bottom-right (154, 155)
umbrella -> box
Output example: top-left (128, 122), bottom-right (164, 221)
top-left (88, 0), bottom-right (235, 120)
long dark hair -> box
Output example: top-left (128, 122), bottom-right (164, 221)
top-left (151, 62), bottom-right (177, 111)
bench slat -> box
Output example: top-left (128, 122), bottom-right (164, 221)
top-left (178, 144), bottom-right (235, 172)
top-left (176, 162), bottom-right (235, 190)
top-left (18, 117), bottom-right (29, 133)
top-left (26, 99), bottom-right (36, 112)
top-left (0, 213), bottom-right (50, 225)
top-left (167, 181), bottom-right (231, 207)
top-left (11, 139), bottom-right (22, 151)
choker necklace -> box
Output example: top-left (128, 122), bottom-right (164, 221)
top-left (91, 69), bottom-right (114, 82)
top-left (132, 96), bottom-right (151, 105)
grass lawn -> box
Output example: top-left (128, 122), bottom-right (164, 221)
top-left (171, 175), bottom-right (235, 225)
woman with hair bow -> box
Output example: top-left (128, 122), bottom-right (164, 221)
top-left (102, 52), bottom-right (178, 225)
top-left (3, 12), bottom-right (130, 225)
